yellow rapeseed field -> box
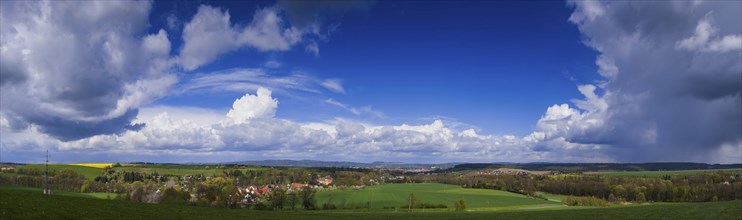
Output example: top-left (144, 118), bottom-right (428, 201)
top-left (68, 163), bottom-right (113, 168)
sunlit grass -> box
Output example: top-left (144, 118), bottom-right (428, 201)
top-left (316, 183), bottom-right (559, 210)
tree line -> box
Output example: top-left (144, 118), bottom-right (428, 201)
top-left (411, 171), bottom-right (742, 203)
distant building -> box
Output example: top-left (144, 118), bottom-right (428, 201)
top-left (291, 183), bottom-right (308, 189)
top-left (236, 184), bottom-right (277, 206)
top-left (316, 176), bottom-right (333, 186)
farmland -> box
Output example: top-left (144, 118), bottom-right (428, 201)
top-left (316, 183), bottom-right (561, 211)
top-left (2, 185), bottom-right (741, 220)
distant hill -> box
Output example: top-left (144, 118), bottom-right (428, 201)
top-left (446, 162), bottom-right (742, 172)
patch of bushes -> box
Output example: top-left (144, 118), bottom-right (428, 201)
top-left (562, 196), bottom-right (608, 207)
top-left (400, 203), bottom-right (448, 209)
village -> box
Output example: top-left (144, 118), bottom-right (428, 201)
top-left (92, 165), bottom-right (411, 209)
top-left (232, 175), bottom-right (334, 208)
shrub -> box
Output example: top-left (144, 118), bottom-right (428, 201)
top-left (400, 203), bottom-right (449, 209)
top-left (159, 187), bottom-right (190, 205)
top-left (562, 196), bottom-right (608, 207)
top-left (454, 199), bottom-right (466, 211)
top-left (710, 196), bottom-right (719, 202)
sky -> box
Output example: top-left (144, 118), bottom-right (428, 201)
top-left (0, 0), bottom-right (740, 164)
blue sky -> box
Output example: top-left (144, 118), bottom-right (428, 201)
top-left (0, 0), bottom-right (740, 164)
top-left (154, 0), bottom-right (599, 136)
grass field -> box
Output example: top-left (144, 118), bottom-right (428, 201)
top-left (2, 185), bottom-right (741, 220)
top-left (540, 192), bottom-right (569, 202)
top-left (316, 183), bottom-right (561, 211)
top-left (0, 185), bottom-right (115, 200)
top-left (587, 168), bottom-right (742, 177)
top-left (19, 164), bottom-right (105, 180)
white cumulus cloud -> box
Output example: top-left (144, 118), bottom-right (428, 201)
top-left (226, 87), bottom-right (279, 124)
top-left (0, 88), bottom-right (552, 163)
top-left (676, 15), bottom-right (742, 53)
top-left (178, 5), bottom-right (327, 71)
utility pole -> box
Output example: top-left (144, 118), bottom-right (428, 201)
top-left (44, 149), bottom-right (50, 195)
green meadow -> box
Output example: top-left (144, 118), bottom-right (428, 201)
top-left (316, 183), bottom-right (561, 211)
top-left (0, 185), bottom-right (116, 200)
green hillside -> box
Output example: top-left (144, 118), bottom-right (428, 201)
top-left (0, 185), bottom-right (115, 199)
top-left (316, 183), bottom-right (559, 210)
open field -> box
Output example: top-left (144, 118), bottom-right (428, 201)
top-left (0, 185), bottom-right (116, 200)
top-left (540, 192), bottom-right (569, 202)
top-left (2, 186), bottom-right (741, 220)
top-left (587, 168), bottom-right (742, 177)
top-left (316, 183), bottom-right (560, 210)
top-left (18, 164), bottom-right (105, 180)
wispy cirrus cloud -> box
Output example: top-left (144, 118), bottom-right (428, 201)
top-left (320, 79), bottom-right (346, 94)
top-left (325, 98), bottom-right (384, 118)
top-left (176, 68), bottom-right (346, 96)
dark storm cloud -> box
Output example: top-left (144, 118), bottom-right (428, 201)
top-left (560, 0), bottom-right (742, 162)
top-left (0, 1), bottom-right (175, 141)
top-left (28, 109), bottom-right (144, 142)
top-left (0, 58), bottom-right (28, 86)
top-left (684, 60), bottom-right (742, 101)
